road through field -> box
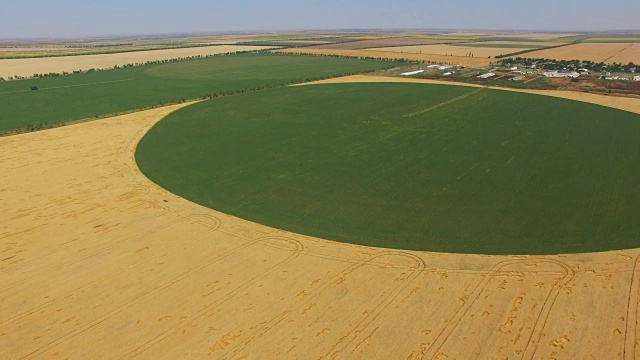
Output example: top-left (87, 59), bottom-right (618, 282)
top-left (1, 92), bottom-right (640, 358)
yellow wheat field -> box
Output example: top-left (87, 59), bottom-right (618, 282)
top-left (273, 47), bottom-right (492, 66)
top-left (524, 43), bottom-right (640, 63)
top-left (442, 32), bottom-right (583, 39)
top-left (0, 45), bottom-right (272, 78)
top-left (364, 44), bottom-right (538, 58)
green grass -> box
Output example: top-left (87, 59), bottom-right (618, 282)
top-left (0, 52), bottom-right (399, 134)
top-left (136, 83), bottom-right (640, 255)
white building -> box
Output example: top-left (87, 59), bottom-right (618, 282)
top-left (633, 76), bottom-right (640, 81)
top-left (477, 72), bottom-right (495, 79)
top-left (543, 71), bottom-right (580, 78)
top-left (400, 70), bottom-right (424, 76)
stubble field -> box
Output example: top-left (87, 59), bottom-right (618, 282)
top-left (306, 38), bottom-right (465, 50)
top-left (365, 43), bottom-right (542, 58)
top-left (0, 45), bottom-right (275, 79)
top-left (273, 47), bottom-right (493, 66)
top-left (524, 43), bottom-right (640, 63)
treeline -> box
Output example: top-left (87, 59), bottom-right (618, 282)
top-left (272, 50), bottom-right (424, 64)
top-left (497, 57), bottom-right (637, 73)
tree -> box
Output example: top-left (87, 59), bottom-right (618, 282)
top-left (31, 86), bottom-right (38, 91)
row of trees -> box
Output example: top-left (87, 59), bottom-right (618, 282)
top-left (276, 50), bottom-right (426, 64)
top-left (498, 57), bottom-right (637, 73)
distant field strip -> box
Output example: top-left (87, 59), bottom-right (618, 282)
top-left (0, 79), bottom-right (133, 95)
top-left (403, 87), bottom-right (485, 118)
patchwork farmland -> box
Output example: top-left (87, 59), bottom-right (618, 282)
top-left (0, 52), bottom-right (400, 134)
top-left (0, 45), bottom-right (274, 78)
top-left (365, 43), bottom-right (543, 58)
top-left (3, 29), bottom-right (640, 359)
top-left (524, 42), bottom-right (640, 63)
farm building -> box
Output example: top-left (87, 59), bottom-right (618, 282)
top-left (634, 76), bottom-right (640, 81)
top-left (543, 71), bottom-right (580, 78)
top-left (477, 72), bottom-right (495, 79)
top-left (400, 70), bottom-right (424, 76)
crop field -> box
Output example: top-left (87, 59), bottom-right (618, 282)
top-left (365, 43), bottom-right (542, 58)
top-left (136, 82), bottom-right (640, 254)
top-left (0, 53), bottom-right (399, 134)
top-left (0, 45), bottom-right (275, 79)
top-left (524, 43), bottom-right (640, 63)
top-left (454, 41), bottom-right (551, 48)
top-left (3, 77), bottom-right (640, 358)
top-left (306, 38), bottom-right (465, 50)
top-left (442, 32), bottom-right (584, 39)
top-left (273, 47), bottom-right (493, 66)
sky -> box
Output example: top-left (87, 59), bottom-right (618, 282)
top-left (1, 0), bottom-right (639, 39)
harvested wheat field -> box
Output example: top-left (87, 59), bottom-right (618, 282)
top-left (365, 44), bottom-right (538, 58)
top-left (306, 38), bottom-right (464, 50)
top-left (273, 47), bottom-right (492, 66)
top-left (442, 32), bottom-right (583, 39)
top-left (464, 40), bottom-right (553, 47)
top-left (2, 82), bottom-right (640, 359)
top-left (524, 43), bottom-right (640, 63)
top-left (0, 45), bottom-right (272, 78)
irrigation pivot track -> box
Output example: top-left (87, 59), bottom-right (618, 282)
top-left (403, 87), bottom-right (486, 118)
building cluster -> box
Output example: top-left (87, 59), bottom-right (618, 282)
top-left (542, 71), bottom-right (581, 78)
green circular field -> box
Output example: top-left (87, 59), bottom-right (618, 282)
top-left (136, 83), bottom-right (640, 255)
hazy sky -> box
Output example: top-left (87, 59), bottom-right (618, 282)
top-left (1, 0), bottom-right (639, 38)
